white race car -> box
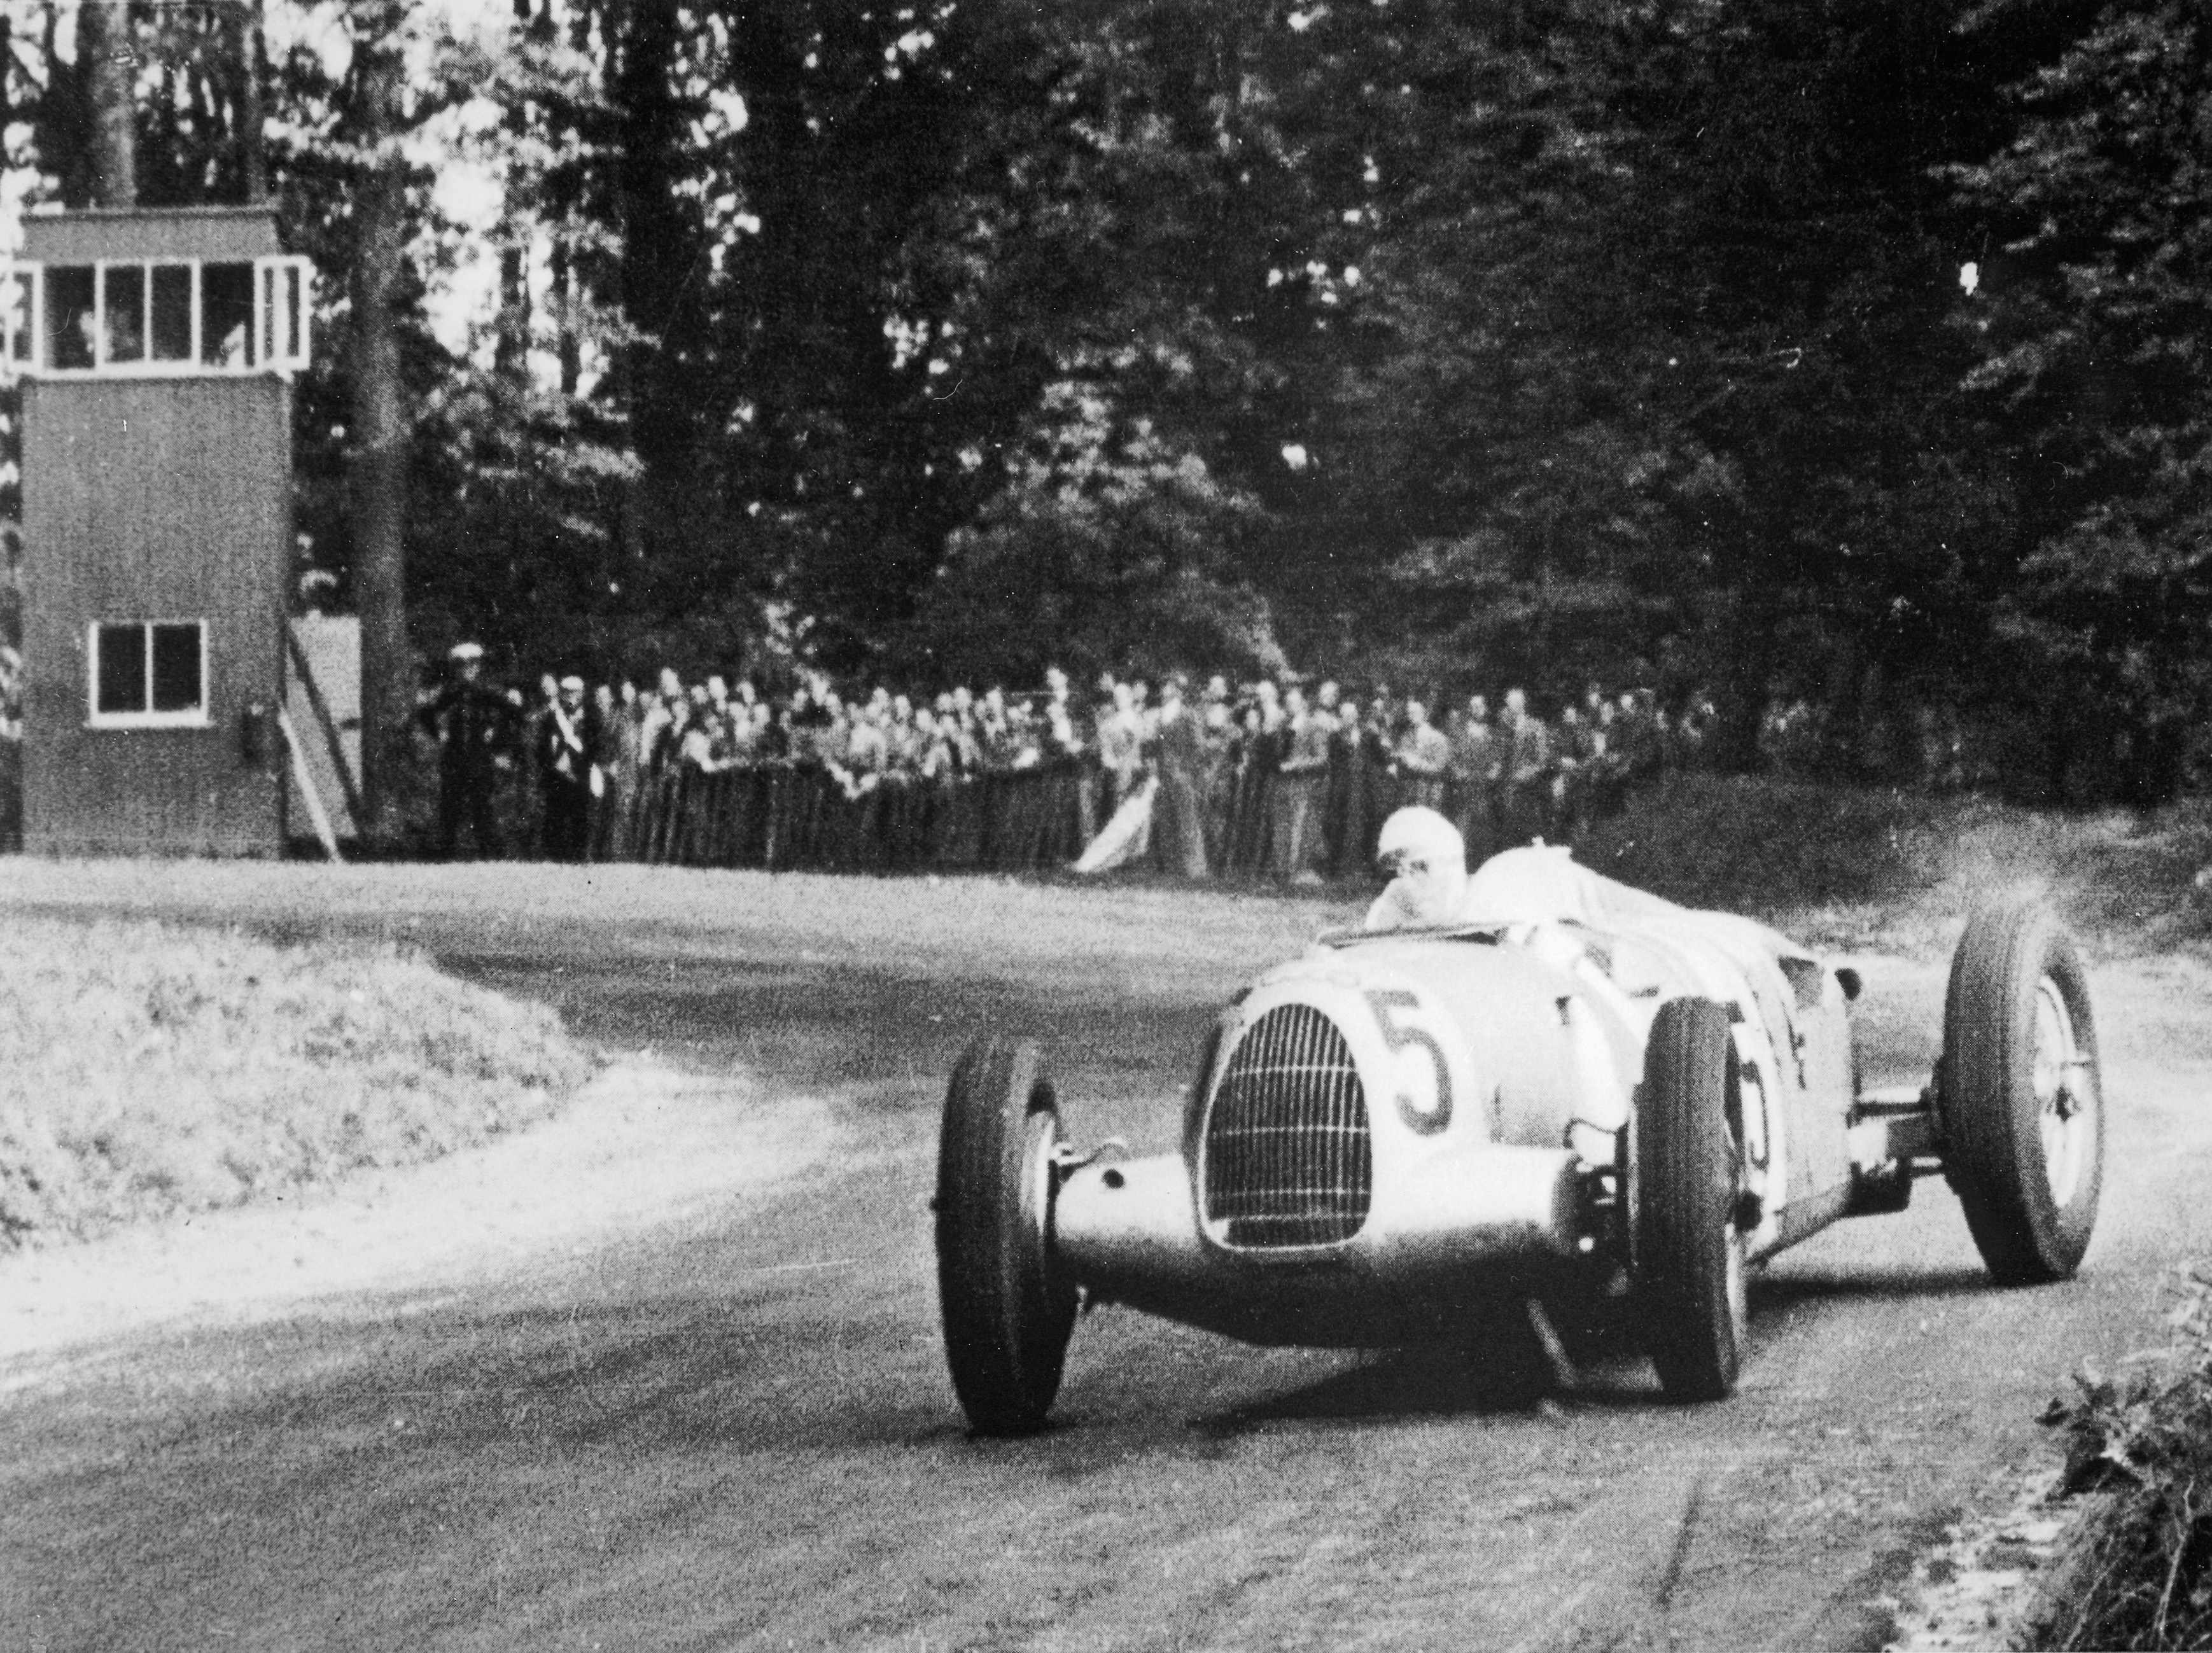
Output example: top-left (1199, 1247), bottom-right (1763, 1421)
top-left (934, 845), bottom-right (2103, 1435)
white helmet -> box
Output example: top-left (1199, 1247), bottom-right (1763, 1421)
top-left (1368, 807), bottom-right (1469, 928)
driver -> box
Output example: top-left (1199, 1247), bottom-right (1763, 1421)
top-left (1365, 809), bottom-right (1671, 933)
top-left (1362, 814), bottom-right (1803, 1078)
top-left (1364, 806), bottom-right (1471, 930)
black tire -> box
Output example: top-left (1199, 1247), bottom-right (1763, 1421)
top-left (935, 1035), bottom-right (1078, 1435)
top-left (1940, 901), bottom-right (2103, 1285)
top-left (1634, 997), bottom-right (1747, 1403)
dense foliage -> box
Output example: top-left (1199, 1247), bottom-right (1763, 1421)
top-left (2043, 1265), bottom-right (2212, 1649)
top-left (2, 0), bottom-right (2205, 798)
top-left (1951, 0), bottom-right (2212, 805)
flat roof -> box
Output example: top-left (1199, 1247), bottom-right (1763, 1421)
top-left (22, 205), bottom-right (284, 265)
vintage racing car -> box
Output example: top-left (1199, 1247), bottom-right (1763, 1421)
top-left (934, 844), bottom-right (2104, 1435)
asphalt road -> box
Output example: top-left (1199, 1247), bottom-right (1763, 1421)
top-left (4, 864), bottom-right (2209, 1652)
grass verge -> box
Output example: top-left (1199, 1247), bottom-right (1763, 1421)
top-left (0, 917), bottom-right (593, 1250)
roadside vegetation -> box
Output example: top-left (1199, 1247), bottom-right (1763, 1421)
top-left (0, 917), bottom-right (592, 1250)
top-left (1576, 774), bottom-right (2212, 961)
top-left (2037, 1267), bottom-right (2212, 1650)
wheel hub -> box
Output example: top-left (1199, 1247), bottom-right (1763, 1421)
top-left (2031, 974), bottom-right (2094, 1206)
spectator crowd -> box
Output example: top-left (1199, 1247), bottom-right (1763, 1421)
top-left (417, 647), bottom-right (1722, 880)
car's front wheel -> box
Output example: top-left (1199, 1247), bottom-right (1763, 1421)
top-left (1633, 996), bottom-right (1747, 1403)
top-left (1940, 900), bottom-right (2103, 1285)
top-left (936, 1035), bottom-right (1078, 1435)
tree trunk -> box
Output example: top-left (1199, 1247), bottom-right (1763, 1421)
top-left (2043, 690), bottom-right (2074, 806)
top-left (351, 26), bottom-right (412, 848)
top-left (1709, 583), bottom-right (1774, 774)
top-left (78, 0), bottom-right (136, 206)
top-left (229, 0), bottom-right (268, 204)
top-left (608, 0), bottom-right (690, 576)
top-left (496, 245), bottom-right (529, 377)
top-left (551, 238), bottom-right (580, 397)
top-left (39, 4), bottom-right (90, 209)
top-left (615, 0), bottom-right (691, 484)
top-left (493, 0), bottom-right (536, 379)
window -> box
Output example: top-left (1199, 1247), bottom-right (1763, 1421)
top-left (150, 264), bottom-right (193, 361)
top-left (12, 255), bottom-right (311, 377)
top-left (201, 262), bottom-right (255, 368)
top-left (89, 620), bottom-right (207, 727)
top-left (45, 265), bottom-right (94, 371)
top-left (102, 263), bottom-right (146, 363)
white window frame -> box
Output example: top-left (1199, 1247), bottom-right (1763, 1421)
top-left (9, 255), bottom-right (311, 380)
top-left (87, 618), bottom-right (211, 730)
top-left (256, 256), bottom-right (311, 372)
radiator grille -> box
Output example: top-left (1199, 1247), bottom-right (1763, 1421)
top-left (1202, 1003), bottom-right (1372, 1248)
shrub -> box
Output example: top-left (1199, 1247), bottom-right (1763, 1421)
top-left (2041, 1266), bottom-right (2212, 1649)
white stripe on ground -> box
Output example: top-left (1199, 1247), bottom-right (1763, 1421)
top-left (0, 1061), bottom-right (839, 1378)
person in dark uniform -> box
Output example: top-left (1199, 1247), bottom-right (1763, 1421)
top-left (1149, 674), bottom-right (1210, 879)
top-left (1500, 686), bottom-right (1553, 846)
top-left (1326, 694), bottom-right (1382, 874)
top-left (536, 673), bottom-right (601, 861)
top-left (420, 641), bottom-right (513, 859)
top-left (1393, 697), bottom-right (1452, 811)
top-left (1450, 694), bottom-right (1502, 867)
top-left (1553, 704), bottom-right (1600, 844)
top-left (1271, 684), bottom-right (1331, 882)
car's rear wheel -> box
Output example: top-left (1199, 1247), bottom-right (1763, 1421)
top-left (936, 1035), bottom-right (1078, 1435)
top-left (1634, 996), bottom-right (1747, 1403)
top-left (1940, 901), bottom-right (2103, 1285)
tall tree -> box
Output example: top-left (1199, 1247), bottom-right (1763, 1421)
top-left (1579, 0), bottom-right (2015, 764)
top-left (232, 0), bottom-right (268, 202)
top-left (76, 0), bottom-right (135, 204)
top-left (1950, 0), bottom-right (2212, 802)
top-left (345, 1), bottom-right (412, 845)
top-left (1273, 0), bottom-right (1671, 683)
top-left (612, 0), bottom-right (696, 479)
